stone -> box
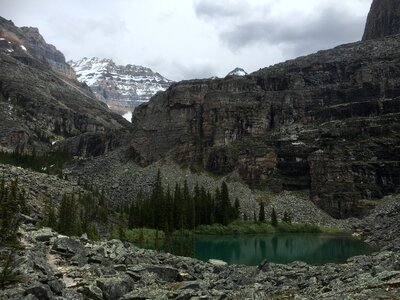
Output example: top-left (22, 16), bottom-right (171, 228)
top-left (81, 284), bottom-right (104, 300)
top-left (30, 227), bottom-right (56, 242)
top-left (96, 275), bottom-right (135, 300)
top-left (48, 279), bottom-right (65, 295)
top-left (178, 280), bottom-right (203, 290)
top-left (52, 236), bottom-right (84, 256)
top-left (208, 259), bottom-right (228, 266)
top-left (23, 285), bottom-right (53, 300)
top-left (62, 289), bottom-right (85, 300)
top-left (119, 289), bottom-right (169, 300)
top-left (114, 264), bottom-right (127, 271)
top-left (145, 265), bottom-right (180, 282)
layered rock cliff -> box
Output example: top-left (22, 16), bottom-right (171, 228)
top-left (0, 17), bottom-right (128, 154)
top-left (69, 57), bottom-right (173, 115)
top-left (130, 35), bottom-right (400, 218)
top-left (363, 0), bottom-right (400, 40)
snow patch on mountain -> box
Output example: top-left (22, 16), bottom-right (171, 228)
top-left (227, 67), bottom-right (248, 77)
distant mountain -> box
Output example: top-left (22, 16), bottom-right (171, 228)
top-left (69, 57), bottom-right (174, 116)
top-left (226, 67), bottom-right (248, 77)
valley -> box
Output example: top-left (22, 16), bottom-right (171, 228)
top-left (0, 0), bottom-right (400, 299)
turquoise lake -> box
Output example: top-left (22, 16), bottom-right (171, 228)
top-left (193, 234), bottom-right (376, 265)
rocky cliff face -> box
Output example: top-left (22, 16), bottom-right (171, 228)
top-left (362, 0), bottom-right (400, 40)
top-left (131, 35), bottom-right (400, 218)
top-left (0, 17), bottom-right (76, 79)
top-left (69, 57), bottom-right (173, 115)
top-left (0, 17), bottom-right (128, 154)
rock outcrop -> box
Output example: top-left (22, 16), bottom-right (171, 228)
top-left (130, 34), bottom-right (400, 218)
top-left (363, 0), bottom-right (400, 41)
top-left (69, 57), bottom-right (173, 115)
top-left (0, 17), bottom-right (128, 154)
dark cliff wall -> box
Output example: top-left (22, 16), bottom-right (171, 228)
top-left (131, 35), bottom-right (400, 218)
top-left (363, 0), bottom-right (400, 40)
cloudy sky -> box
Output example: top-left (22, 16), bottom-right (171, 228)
top-left (0, 0), bottom-right (372, 81)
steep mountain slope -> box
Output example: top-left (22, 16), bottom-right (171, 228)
top-left (0, 16), bottom-right (75, 79)
top-left (363, 0), bottom-right (400, 40)
top-left (0, 17), bottom-right (128, 154)
top-left (69, 57), bottom-right (173, 115)
top-left (130, 34), bottom-right (400, 218)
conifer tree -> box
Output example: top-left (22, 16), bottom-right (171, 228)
top-left (43, 198), bottom-right (57, 228)
top-left (234, 197), bottom-right (240, 219)
top-left (271, 207), bottom-right (278, 227)
top-left (259, 202), bottom-right (265, 222)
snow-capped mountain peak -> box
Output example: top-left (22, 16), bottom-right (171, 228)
top-left (227, 67), bottom-right (248, 77)
top-left (68, 57), bottom-right (173, 117)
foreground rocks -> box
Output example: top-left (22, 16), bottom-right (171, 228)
top-left (355, 194), bottom-right (400, 252)
top-left (1, 224), bottom-right (399, 300)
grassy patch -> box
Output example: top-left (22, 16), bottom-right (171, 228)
top-left (194, 220), bottom-right (324, 235)
top-left (122, 228), bottom-right (165, 248)
top-left (276, 222), bottom-right (321, 233)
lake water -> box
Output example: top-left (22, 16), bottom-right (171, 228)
top-left (194, 234), bottom-right (376, 265)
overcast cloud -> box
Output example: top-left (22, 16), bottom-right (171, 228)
top-left (0, 0), bottom-right (372, 81)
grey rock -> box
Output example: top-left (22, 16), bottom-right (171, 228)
top-left (145, 265), bottom-right (180, 282)
top-left (178, 280), bottom-right (204, 290)
top-left (119, 289), bottom-right (169, 300)
top-left (30, 227), bottom-right (56, 242)
top-left (52, 236), bottom-right (84, 256)
top-left (80, 284), bottom-right (104, 300)
top-left (23, 285), bottom-right (53, 300)
top-left (61, 289), bottom-right (85, 300)
top-left (48, 279), bottom-right (65, 295)
top-left (208, 259), bottom-right (227, 266)
top-left (96, 274), bottom-right (135, 300)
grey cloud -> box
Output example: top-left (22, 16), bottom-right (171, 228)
top-left (151, 60), bottom-right (217, 81)
top-left (220, 5), bottom-right (366, 55)
top-left (194, 0), bottom-right (244, 19)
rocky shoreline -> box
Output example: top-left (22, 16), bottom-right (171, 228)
top-left (0, 227), bottom-right (398, 299)
top-left (1, 194), bottom-right (399, 300)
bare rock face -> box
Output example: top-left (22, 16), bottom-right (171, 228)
top-left (131, 35), bottom-right (400, 218)
top-left (362, 0), bottom-right (400, 41)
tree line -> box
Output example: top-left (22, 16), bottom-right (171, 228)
top-left (0, 146), bottom-right (72, 176)
top-left (126, 170), bottom-right (240, 232)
